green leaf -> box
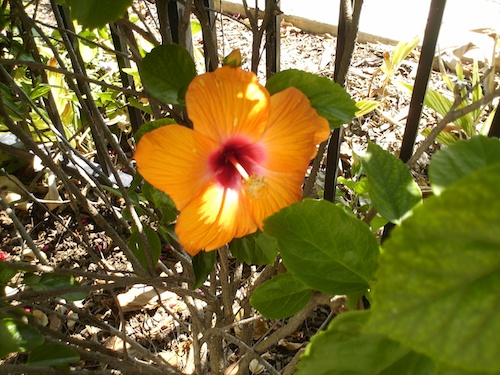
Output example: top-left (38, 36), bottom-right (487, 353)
top-left (128, 96), bottom-right (153, 116)
top-left (0, 261), bottom-right (17, 285)
top-left (361, 141), bottom-right (422, 223)
top-left (264, 199), bottom-right (379, 295)
top-left (192, 251), bottom-right (216, 289)
top-left (344, 290), bottom-right (367, 311)
top-left (337, 176), bottom-right (368, 196)
top-left (142, 181), bottom-right (178, 224)
top-left (28, 342), bottom-right (80, 367)
top-left (134, 118), bottom-right (177, 143)
top-left (191, 19), bottom-right (202, 35)
top-left (369, 214), bottom-right (388, 232)
top-left (390, 36), bottom-right (420, 68)
top-left (0, 318), bottom-right (44, 358)
top-left (30, 84), bottom-right (51, 100)
top-left (230, 231), bottom-right (278, 266)
top-left (399, 82), bottom-right (474, 135)
top-left (25, 274), bottom-right (86, 301)
top-left (62, 0), bottom-right (133, 30)
top-left (367, 164), bottom-right (500, 372)
top-left (355, 99), bottom-right (379, 117)
top-left (250, 273), bottom-right (312, 319)
top-left (480, 106), bottom-right (497, 136)
top-left (422, 126), bottom-right (459, 146)
top-left (426, 88), bottom-right (475, 135)
top-left (297, 311), bottom-right (436, 375)
top-left (139, 44), bottom-right (196, 106)
top-left (437, 365), bottom-right (492, 375)
top-left (429, 135), bottom-right (500, 195)
top-left (266, 69), bottom-right (357, 128)
top-left (128, 226), bottom-right (162, 270)
top-left (471, 60), bottom-right (483, 122)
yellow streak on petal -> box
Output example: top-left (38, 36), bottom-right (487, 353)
top-left (176, 183), bottom-right (258, 255)
top-left (186, 66), bottom-right (270, 144)
top-left (261, 87), bottom-right (330, 172)
top-left (134, 125), bottom-right (218, 211)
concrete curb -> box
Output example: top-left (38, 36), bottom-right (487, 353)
top-left (214, 0), bottom-right (401, 45)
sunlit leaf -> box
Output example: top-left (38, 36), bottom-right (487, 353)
top-left (471, 60), bottom-right (483, 121)
top-left (266, 69), bottom-right (357, 128)
top-left (429, 135), bottom-right (500, 195)
top-left (62, 0), bottom-right (133, 30)
top-left (139, 44), bottom-right (196, 106)
top-left (399, 82), bottom-right (474, 135)
top-left (264, 199), bottom-right (379, 295)
top-left (355, 99), bottom-right (379, 117)
top-left (0, 318), bottom-right (44, 358)
top-left (390, 36), bottom-right (420, 68)
top-left (297, 311), bottom-right (436, 375)
top-left (479, 106), bottom-right (497, 135)
top-left (422, 126), bottom-right (458, 146)
top-left (367, 164), bottom-right (500, 372)
top-left (190, 19), bottom-right (202, 35)
top-left (29, 84), bottom-right (51, 100)
top-left (361, 141), bottom-right (421, 223)
top-left (250, 273), bottom-right (312, 319)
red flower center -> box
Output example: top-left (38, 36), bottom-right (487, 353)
top-left (208, 137), bottom-right (265, 189)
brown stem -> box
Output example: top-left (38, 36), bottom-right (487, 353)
top-left (204, 327), bottom-right (280, 375)
top-left (302, 140), bottom-right (328, 198)
top-left (193, 0), bottom-right (219, 71)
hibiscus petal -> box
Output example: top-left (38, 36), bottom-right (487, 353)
top-left (176, 184), bottom-right (258, 255)
top-left (134, 125), bottom-right (218, 210)
top-left (246, 87), bottom-right (330, 227)
top-left (245, 169), bottom-right (303, 229)
top-left (261, 86), bottom-right (330, 172)
top-left (186, 66), bottom-right (271, 144)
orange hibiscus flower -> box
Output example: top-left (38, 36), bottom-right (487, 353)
top-left (135, 66), bottom-right (330, 255)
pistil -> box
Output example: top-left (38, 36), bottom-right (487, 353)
top-left (226, 155), bottom-right (250, 180)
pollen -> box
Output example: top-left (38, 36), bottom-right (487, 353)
top-left (243, 175), bottom-right (268, 199)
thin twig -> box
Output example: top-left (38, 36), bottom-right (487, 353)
top-left (302, 141), bottom-right (327, 198)
top-left (33, 18), bottom-right (131, 58)
top-left (204, 327), bottom-right (280, 375)
top-left (0, 197), bottom-right (49, 265)
top-left (193, 0), bottom-right (219, 70)
top-left (0, 366), bottom-right (113, 375)
top-left (179, 0), bottom-right (194, 49)
top-left (0, 94), bottom-right (147, 274)
top-left (253, 293), bottom-right (329, 354)
top-left (116, 13), bottom-right (160, 47)
top-left (0, 59), bottom-right (147, 96)
top-left (282, 348), bottom-right (306, 375)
